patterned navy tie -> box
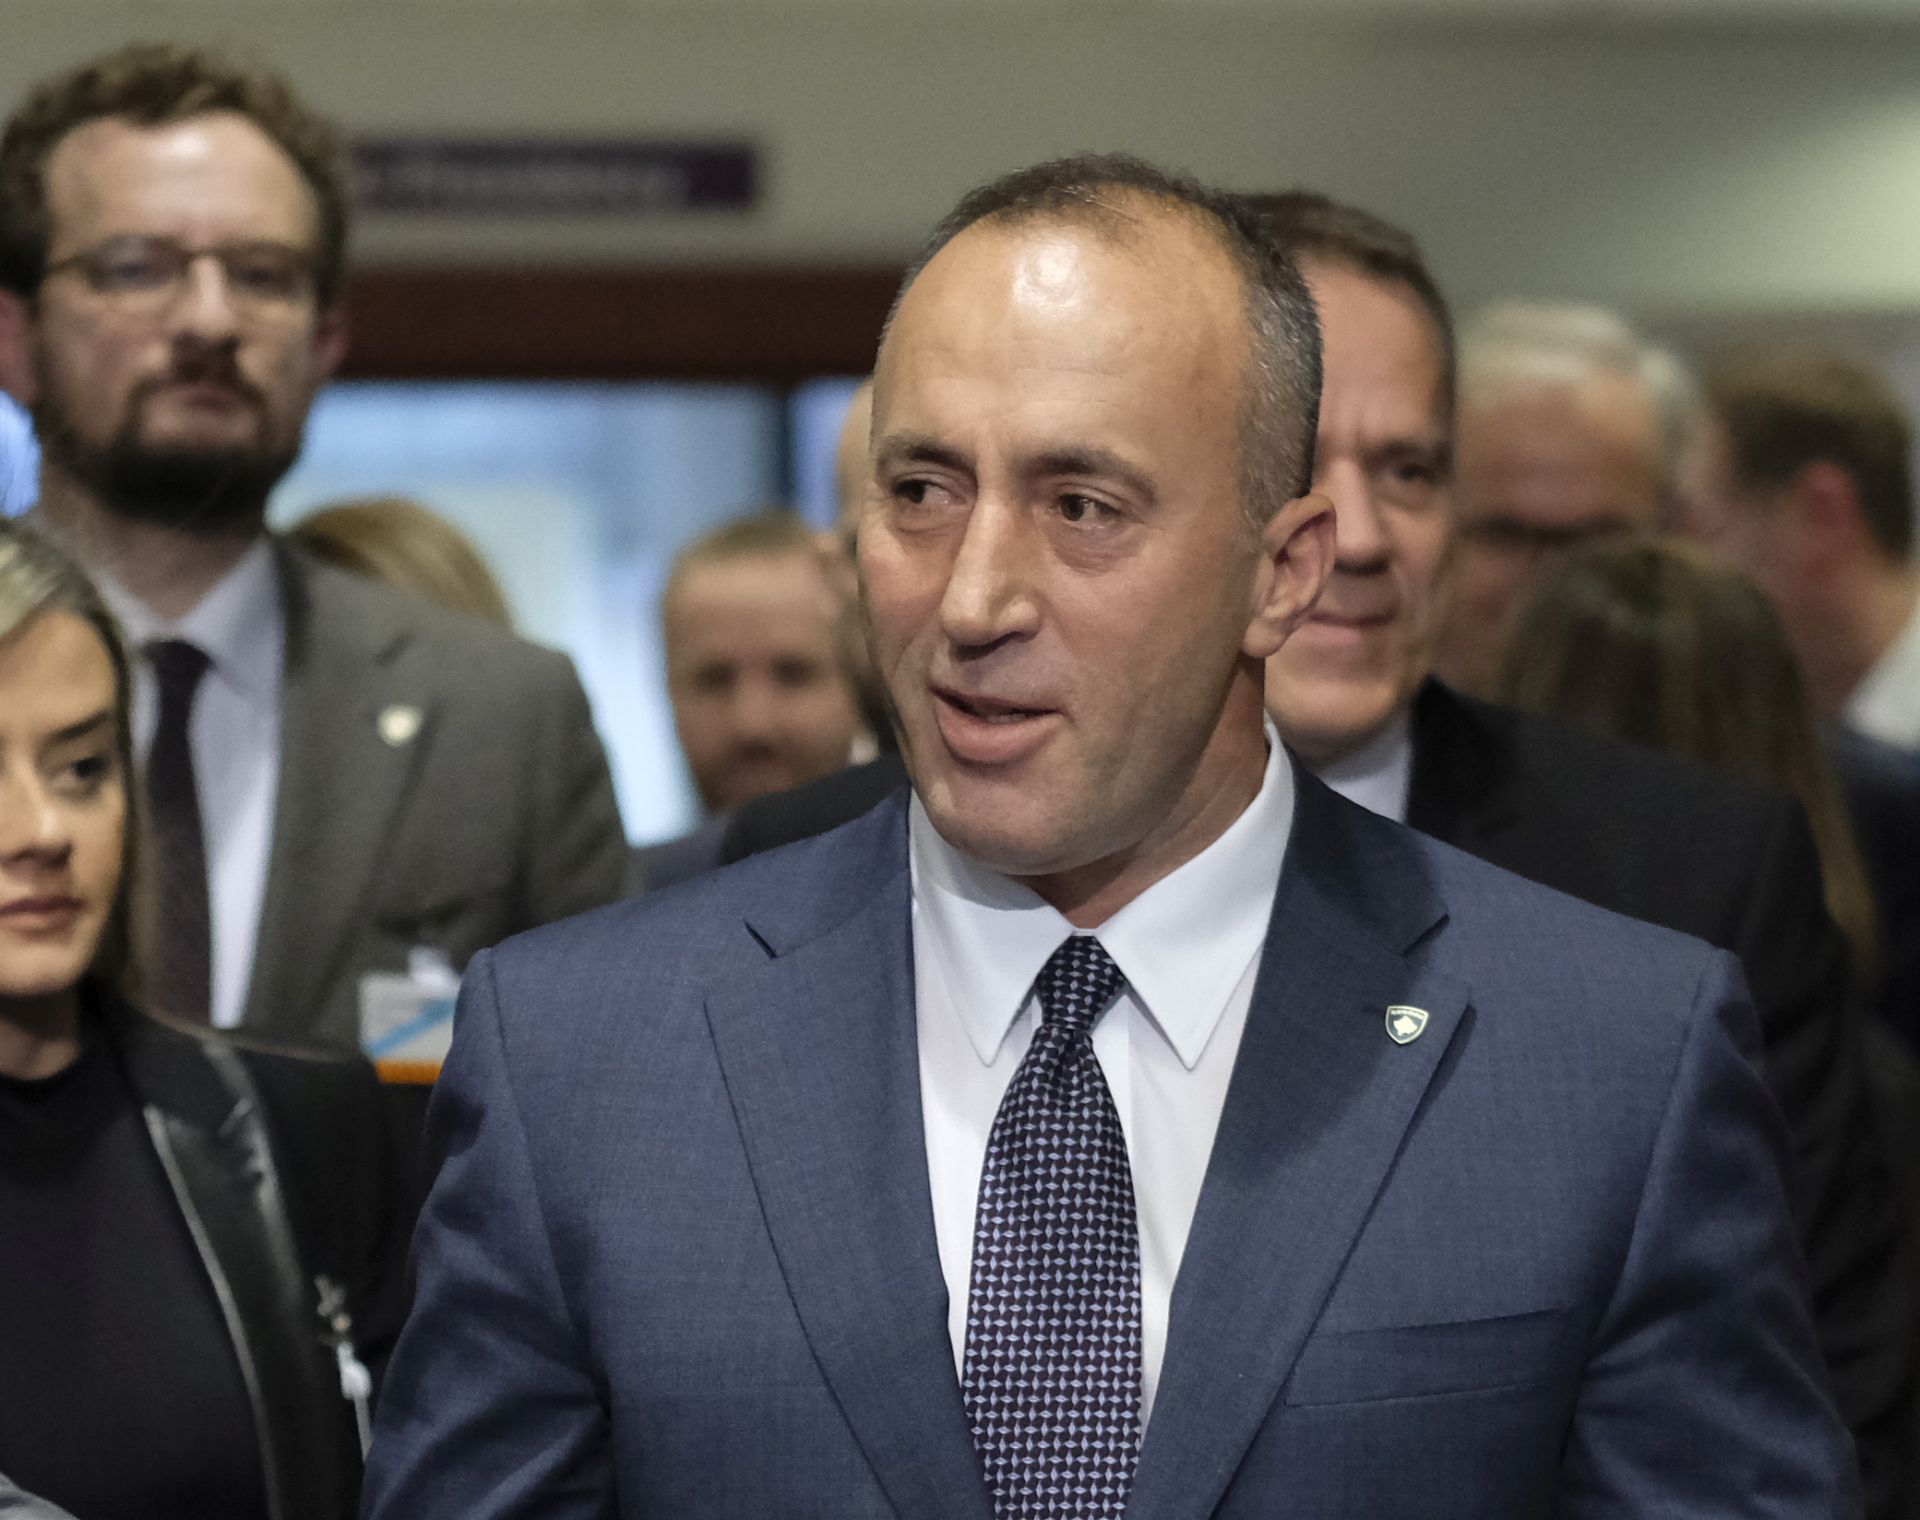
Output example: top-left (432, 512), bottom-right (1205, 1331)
top-left (963, 934), bottom-right (1142, 1519)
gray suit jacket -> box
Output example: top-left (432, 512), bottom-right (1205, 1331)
top-left (365, 771), bottom-right (1854, 1517)
top-left (241, 545), bottom-right (628, 1048)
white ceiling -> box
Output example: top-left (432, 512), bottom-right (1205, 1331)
top-left (26, 0), bottom-right (1920, 20)
top-left (1166, 0), bottom-right (1920, 13)
top-left (668, 0), bottom-right (1920, 18)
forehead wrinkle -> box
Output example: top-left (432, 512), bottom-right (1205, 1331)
top-left (45, 113), bottom-right (319, 251)
top-left (874, 212), bottom-right (1251, 506)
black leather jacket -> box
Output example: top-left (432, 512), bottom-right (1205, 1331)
top-left (108, 999), bottom-right (411, 1520)
top-left (0, 1473), bottom-right (77, 1520)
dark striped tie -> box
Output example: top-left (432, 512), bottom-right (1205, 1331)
top-left (963, 934), bottom-right (1142, 1519)
top-left (145, 639), bottom-right (212, 1023)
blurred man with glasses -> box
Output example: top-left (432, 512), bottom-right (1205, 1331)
top-left (1433, 302), bottom-right (1691, 698)
top-left (0, 44), bottom-right (628, 1048)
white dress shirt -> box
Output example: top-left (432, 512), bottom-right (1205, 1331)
top-left (99, 542), bottom-right (284, 1030)
top-left (1312, 709), bottom-right (1413, 822)
top-left (1846, 591), bottom-right (1920, 753)
top-left (911, 729), bottom-right (1293, 1428)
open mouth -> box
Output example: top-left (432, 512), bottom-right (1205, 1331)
top-left (930, 685), bottom-right (1058, 765)
top-left (935, 688), bottom-right (1052, 723)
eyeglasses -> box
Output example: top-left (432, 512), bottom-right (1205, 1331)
top-left (41, 237), bottom-right (317, 314)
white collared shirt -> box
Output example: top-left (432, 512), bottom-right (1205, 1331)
top-left (1847, 590), bottom-right (1920, 753)
top-left (99, 541), bottom-right (284, 1030)
top-left (1312, 709), bottom-right (1414, 823)
top-left (911, 729), bottom-right (1293, 1429)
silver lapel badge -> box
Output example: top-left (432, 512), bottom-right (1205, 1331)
top-left (1385, 1005), bottom-right (1429, 1045)
top-left (377, 704), bottom-right (423, 748)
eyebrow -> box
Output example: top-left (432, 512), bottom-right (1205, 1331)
top-left (875, 433), bottom-right (1159, 506)
top-left (875, 432), bottom-right (971, 475)
top-left (47, 711), bottom-right (114, 745)
top-left (1029, 447), bottom-right (1159, 508)
top-left (1369, 432), bottom-right (1454, 471)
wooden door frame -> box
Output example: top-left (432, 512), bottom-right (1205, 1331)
top-left (338, 265), bottom-right (903, 383)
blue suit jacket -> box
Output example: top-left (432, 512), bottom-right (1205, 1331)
top-left (363, 770), bottom-right (1856, 1518)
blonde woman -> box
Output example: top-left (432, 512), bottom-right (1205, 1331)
top-left (0, 520), bottom-right (407, 1520)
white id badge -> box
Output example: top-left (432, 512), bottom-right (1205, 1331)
top-left (359, 947), bottom-right (461, 1083)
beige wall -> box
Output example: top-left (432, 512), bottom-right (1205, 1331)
top-left (8, 7), bottom-right (1920, 322)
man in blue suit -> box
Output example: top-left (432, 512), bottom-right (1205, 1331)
top-left (364, 156), bottom-right (1856, 1516)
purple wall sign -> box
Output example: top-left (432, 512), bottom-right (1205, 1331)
top-left (354, 139), bottom-right (759, 217)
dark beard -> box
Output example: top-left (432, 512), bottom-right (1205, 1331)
top-left (33, 373), bottom-right (301, 534)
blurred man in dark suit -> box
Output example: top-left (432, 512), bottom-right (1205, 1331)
top-left (714, 387), bottom-right (908, 867)
top-left (1685, 354), bottom-right (1920, 1043)
top-left (633, 510), bottom-right (872, 892)
top-left (1244, 188), bottom-right (1915, 1515)
top-left (0, 44), bottom-right (628, 1046)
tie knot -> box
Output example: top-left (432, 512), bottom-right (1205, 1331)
top-left (1034, 935), bottom-right (1126, 1038)
top-left (146, 639), bottom-right (211, 698)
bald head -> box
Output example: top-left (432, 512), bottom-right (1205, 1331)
top-left (876, 203), bottom-right (1255, 487)
top-left (887, 154), bottom-right (1322, 528)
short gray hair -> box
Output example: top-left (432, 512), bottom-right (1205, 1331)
top-left (1461, 301), bottom-right (1701, 492)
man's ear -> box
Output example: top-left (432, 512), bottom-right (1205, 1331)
top-left (314, 301), bottom-right (349, 381)
top-left (0, 289), bottom-right (38, 405)
top-left (1790, 459), bottom-right (1871, 573)
top-left (1244, 490), bottom-right (1335, 660)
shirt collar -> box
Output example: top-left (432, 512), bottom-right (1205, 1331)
top-left (1846, 589), bottom-right (1920, 749)
top-left (97, 538), bottom-right (284, 708)
top-left (910, 723), bottom-right (1294, 1071)
top-left (1311, 708), bottom-right (1414, 823)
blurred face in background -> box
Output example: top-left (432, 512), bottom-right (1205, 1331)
top-left (1439, 368), bottom-right (1663, 695)
top-left (665, 547), bottom-right (866, 811)
top-left (0, 611), bottom-right (125, 1003)
top-left (16, 112), bottom-right (343, 528)
top-left (1266, 260), bottom-right (1452, 767)
top-left (1679, 416), bottom-right (1802, 613)
top-left (860, 209), bottom-right (1328, 908)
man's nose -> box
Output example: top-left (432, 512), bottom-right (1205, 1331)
top-left (1319, 459), bottom-right (1390, 570)
top-left (728, 677), bottom-right (784, 741)
top-left (170, 255), bottom-right (243, 346)
top-left (938, 499), bottom-right (1040, 652)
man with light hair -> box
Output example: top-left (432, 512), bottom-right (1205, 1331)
top-left (633, 508), bottom-right (874, 892)
top-left (1436, 300), bottom-right (1696, 695)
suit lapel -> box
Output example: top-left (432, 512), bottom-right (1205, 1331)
top-left (1129, 776), bottom-right (1468, 1520)
top-left (703, 807), bottom-right (993, 1520)
top-left (113, 1004), bottom-right (357, 1520)
top-left (244, 549), bottom-right (430, 1039)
